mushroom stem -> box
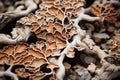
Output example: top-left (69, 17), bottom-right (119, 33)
top-left (0, 26), bottom-right (31, 44)
top-left (82, 14), bottom-right (100, 21)
top-left (0, 0), bottom-right (37, 31)
top-left (5, 0), bottom-right (37, 17)
top-left (57, 35), bottom-right (84, 80)
top-left (0, 66), bottom-right (18, 80)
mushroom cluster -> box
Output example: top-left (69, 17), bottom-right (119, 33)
top-left (90, 2), bottom-right (118, 23)
top-left (0, 0), bottom-right (120, 80)
top-left (103, 31), bottom-right (120, 66)
top-left (0, 43), bottom-right (59, 80)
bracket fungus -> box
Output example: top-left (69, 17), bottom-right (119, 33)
top-left (0, 0), bottom-right (120, 80)
top-left (90, 2), bottom-right (118, 23)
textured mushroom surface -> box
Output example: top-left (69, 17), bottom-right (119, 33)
top-left (90, 2), bottom-right (118, 23)
top-left (0, 0), bottom-right (120, 80)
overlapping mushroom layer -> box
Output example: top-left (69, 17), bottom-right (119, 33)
top-left (17, 0), bottom-right (85, 58)
top-left (0, 43), bottom-right (59, 79)
top-left (0, 0), bottom-right (120, 80)
top-left (0, 0), bottom-right (85, 79)
top-left (90, 2), bottom-right (118, 23)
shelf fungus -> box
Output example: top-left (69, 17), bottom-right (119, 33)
top-left (90, 1), bottom-right (118, 23)
top-left (0, 0), bottom-right (120, 80)
top-left (104, 31), bottom-right (120, 66)
top-left (0, 43), bottom-right (59, 80)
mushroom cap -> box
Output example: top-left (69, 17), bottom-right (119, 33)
top-left (90, 2), bottom-right (118, 23)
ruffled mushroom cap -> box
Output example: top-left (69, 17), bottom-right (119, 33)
top-left (17, 0), bottom-right (85, 59)
top-left (15, 68), bottom-right (30, 78)
top-left (0, 0), bottom-right (86, 79)
top-left (90, 2), bottom-right (118, 23)
top-left (0, 42), bottom-right (57, 79)
top-left (30, 72), bottom-right (46, 80)
top-left (66, 47), bottom-right (75, 58)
